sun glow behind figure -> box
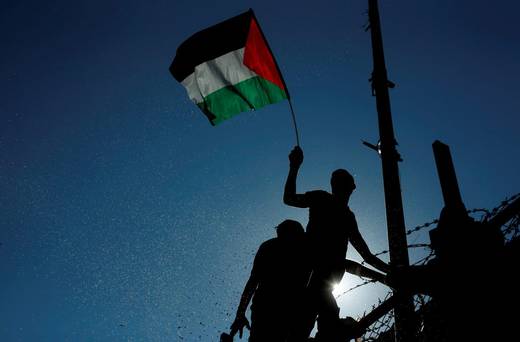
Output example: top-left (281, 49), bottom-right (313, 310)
top-left (332, 280), bottom-right (347, 298)
top-left (308, 280), bottom-right (353, 337)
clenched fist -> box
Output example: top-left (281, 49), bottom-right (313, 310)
top-left (289, 146), bottom-right (304, 168)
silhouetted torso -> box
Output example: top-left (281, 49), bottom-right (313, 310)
top-left (304, 190), bottom-right (356, 282)
top-left (251, 237), bottom-right (309, 312)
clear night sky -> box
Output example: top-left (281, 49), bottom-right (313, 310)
top-left (1, 0), bottom-right (519, 341)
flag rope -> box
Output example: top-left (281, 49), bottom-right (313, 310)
top-left (288, 99), bottom-right (301, 147)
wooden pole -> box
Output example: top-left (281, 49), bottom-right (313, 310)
top-left (367, 1), bottom-right (417, 341)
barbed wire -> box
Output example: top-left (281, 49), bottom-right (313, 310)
top-left (502, 215), bottom-right (520, 240)
top-left (406, 220), bottom-right (438, 235)
top-left (355, 193), bottom-right (520, 341)
top-left (487, 193), bottom-right (520, 219)
top-left (337, 247), bottom-right (434, 299)
top-left (361, 292), bottom-right (395, 341)
top-left (361, 192), bottom-right (520, 268)
top-left (488, 193), bottom-right (520, 239)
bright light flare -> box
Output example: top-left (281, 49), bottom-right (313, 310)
top-left (332, 282), bottom-right (343, 297)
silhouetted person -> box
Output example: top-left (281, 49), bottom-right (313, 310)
top-left (228, 220), bottom-right (310, 342)
top-left (284, 146), bottom-right (389, 341)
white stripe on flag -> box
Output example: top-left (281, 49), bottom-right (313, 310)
top-left (180, 48), bottom-right (258, 104)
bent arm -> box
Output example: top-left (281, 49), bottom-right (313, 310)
top-left (235, 247), bottom-right (263, 317)
top-left (350, 227), bottom-right (390, 273)
top-left (230, 258), bottom-right (259, 337)
top-left (345, 259), bottom-right (388, 284)
top-left (235, 275), bottom-right (257, 317)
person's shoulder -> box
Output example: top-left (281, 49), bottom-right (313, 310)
top-left (255, 239), bottom-right (277, 261)
top-left (305, 190), bottom-right (331, 199)
top-left (259, 238), bottom-right (278, 250)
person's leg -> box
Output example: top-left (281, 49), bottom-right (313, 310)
top-left (287, 288), bottom-right (318, 342)
top-left (249, 308), bottom-right (289, 342)
top-left (315, 279), bottom-right (341, 342)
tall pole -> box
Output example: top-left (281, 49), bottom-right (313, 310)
top-left (367, 1), bottom-right (417, 341)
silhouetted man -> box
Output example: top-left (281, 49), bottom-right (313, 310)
top-left (229, 220), bottom-right (311, 342)
top-left (284, 146), bottom-right (389, 341)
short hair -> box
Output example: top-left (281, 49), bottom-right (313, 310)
top-left (331, 169), bottom-right (356, 191)
top-left (276, 219), bottom-right (304, 239)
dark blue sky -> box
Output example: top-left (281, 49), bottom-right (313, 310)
top-left (1, 0), bottom-right (519, 341)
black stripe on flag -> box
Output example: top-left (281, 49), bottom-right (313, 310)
top-left (170, 10), bottom-right (253, 82)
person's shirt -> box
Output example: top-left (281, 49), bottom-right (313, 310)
top-left (302, 190), bottom-right (358, 270)
top-left (250, 236), bottom-right (310, 312)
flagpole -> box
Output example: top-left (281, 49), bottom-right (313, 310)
top-left (288, 99), bottom-right (301, 147)
top-left (249, 9), bottom-right (301, 147)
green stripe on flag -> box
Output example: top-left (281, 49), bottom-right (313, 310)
top-left (198, 76), bottom-right (287, 125)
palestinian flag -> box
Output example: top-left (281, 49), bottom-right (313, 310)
top-left (170, 9), bottom-right (289, 125)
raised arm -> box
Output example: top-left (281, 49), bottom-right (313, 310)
top-left (350, 224), bottom-right (390, 274)
top-left (283, 146), bottom-right (308, 208)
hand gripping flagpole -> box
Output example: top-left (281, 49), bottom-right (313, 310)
top-left (250, 8), bottom-right (301, 147)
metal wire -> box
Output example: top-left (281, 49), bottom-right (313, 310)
top-left (341, 193), bottom-right (520, 341)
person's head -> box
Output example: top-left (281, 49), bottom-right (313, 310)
top-left (276, 219), bottom-right (304, 240)
top-left (330, 169), bottom-right (356, 197)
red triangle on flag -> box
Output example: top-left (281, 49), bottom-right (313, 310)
top-left (243, 18), bottom-right (287, 92)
